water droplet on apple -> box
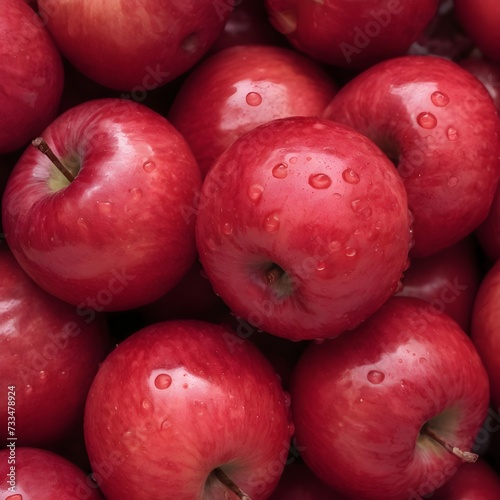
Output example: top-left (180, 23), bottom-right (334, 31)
top-left (141, 398), bottom-right (152, 412)
top-left (272, 162), bottom-right (288, 179)
top-left (308, 173), bottom-right (332, 189)
top-left (351, 199), bottom-right (362, 212)
top-left (283, 392), bottom-right (291, 408)
top-left (332, 192), bottom-right (342, 199)
top-left (316, 261), bottom-right (327, 271)
top-left (207, 236), bottom-right (217, 251)
top-left (417, 112), bottom-right (437, 129)
top-left (345, 247), bottom-right (356, 257)
top-left (419, 357), bottom-right (427, 364)
top-left (182, 383), bottom-right (188, 389)
top-left (246, 92), bottom-right (262, 106)
top-left (247, 183), bottom-right (264, 201)
top-left (222, 222), bottom-right (233, 235)
top-left (448, 176), bottom-right (458, 187)
top-left (181, 32), bottom-right (199, 53)
top-left (264, 213), bottom-right (280, 232)
top-left (359, 398), bottom-right (364, 403)
top-left (39, 370), bottom-right (47, 380)
top-left (342, 169), bottom-right (360, 184)
top-left (375, 220), bottom-right (382, 230)
top-left (431, 91), bottom-right (449, 107)
top-left (160, 420), bottom-right (171, 431)
top-left (446, 127), bottom-right (459, 141)
top-left (6, 494), bottom-right (23, 500)
top-left (289, 156), bottom-right (298, 164)
top-left (367, 370), bottom-right (385, 384)
top-left (129, 187), bottom-right (143, 200)
top-left (97, 201), bottom-right (112, 215)
top-left (362, 207), bottom-right (372, 219)
top-left (143, 160), bottom-right (156, 173)
top-left (25, 385), bottom-right (33, 395)
top-left (398, 359), bottom-right (403, 363)
top-left (154, 373), bottom-right (172, 390)
top-left (328, 240), bottom-right (341, 252)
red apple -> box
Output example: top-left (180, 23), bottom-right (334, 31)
top-left (471, 258), bottom-right (500, 411)
top-left (0, 241), bottom-right (109, 448)
top-left (84, 320), bottom-right (294, 499)
top-left (323, 55), bottom-right (500, 258)
top-left (195, 116), bottom-right (412, 341)
top-left (396, 237), bottom-right (481, 332)
top-left (454, 0), bottom-right (500, 65)
top-left (0, 447), bottom-right (103, 499)
top-left (432, 458), bottom-right (500, 499)
top-left (460, 57), bottom-right (500, 111)
top-left (264, 0), bottom-right (439, 68)
top-left (0, 0), bottom-right (64, 154)
top-left (290, 296), bottom-right (490, 499)
top-left (1, 98), bottom-right (202, 311)
top-left (168, 44), bottom-right (336, 177)
top-left (36, 0), bottom-right (234, 91)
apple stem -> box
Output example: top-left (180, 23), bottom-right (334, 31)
top-left (213, 468), bottom-right (252, 500)
top-left (421, 425), bottom-right (478, 463)
top-left (264, 264), bottom-right (284, 285)
top-left (32, 137), bottom-right (75, 183)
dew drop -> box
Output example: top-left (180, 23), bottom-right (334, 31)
top-left (6, 494), bottom-right (23, 500)
top-left (446, 127), bottom-right (459, 141)
top-left (247, 183), bottom-right (264, 201)
top-left (289, 156), bottom-right (298, 164)
top-left (332, 192), bottom-right (342, 199)
top-left (222, 222), bottom-right (233, 235)
top-left (308, 173), bottom-right (332, 189)
top-left (130, 187), bottom-right (143, 200)
top-left (97, 201), bottom-right (112, 215)
top-left (351, 199), bottom-right (362, 212)
top-left (417, 112), bottom-right (437, 129)
top-left (367, 370), bottom-right (385, 384)
top-left (246, 92), bottom-right (262, 106)
top-left (141, 398), bottom-right (152, 412)
top-left (160, 419), bottom-right (172, 431)
top-left (361, 207), bottom-right (372, 219)
top-left (154, 373), bottom-right (172, 390)
top-left (182, 383), bottom-right (188, 389)
top-left (419, 357), bottom-right (427, 364)
top-left (431, 91), bottom-right (449, 107)
top-left (272, 162), bottom-right (288, 179)
top-left (342, 169), bottom-right (360, 184)
top-left (39, 370), bottom-right (47, 380)
top-left (359, 398), bottom-right (364, 403)
top-left (143, 160), bottom-right (156, 173)
top-left (448, 176), bottom-right (458, 187)
top-left (345, 247), bottom-right (357, 257)
top-left (25, 385), bottom-right (33, 395)
top-left (328, 240), bottom-right (341, 252)
top-left (194, 400), bottom-right (205, 407)
top-left (375, 220), bottom-right (382, 230)
top-left (398, 358), bottom-right (403, 363)
top-left (316, 261), bottom-right (327, 271)
top-left (264, 213), bottom-right (280, 233)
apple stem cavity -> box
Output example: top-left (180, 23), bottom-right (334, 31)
top-left (213, 468), bottom-right (252, 500)
top-left (421, 425), bottom-right (478, 463)
top-left (32, 137), bottom-right (75, 183)
top-left (264, 263), bottom-right (285, 285)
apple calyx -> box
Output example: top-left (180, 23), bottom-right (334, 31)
top-left (420, 424), bottom-right (478, 463)
top-left (212, 468), bottom-right (252, 500)
top-left (32, 137), bottom-right (75, 184)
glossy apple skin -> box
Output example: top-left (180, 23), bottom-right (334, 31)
top-left (0, 242), bottom-right (109, 447)
top-left (37, 0), bottom-right (233, 91)
top-left (460, 57), bottom-right (500, 112)
top-left (432, 458), bottom-right (500, 499)
top-left (0, 0), bottom-right (64, 154)
top-left (396, 237), bottom-right (481, 332)
top-left (0, 447), bottom-right (103, 499)
top-left (323, 55), bottom-right (500, 258)
top-left (454, 0), bottom-right (500, 65)
top-left (2, 98), bottom-right (202, 311)
top-left (265, 0), bottom-right (438, 69)
top-left (471, 259), bottom-right (500, 410)
top-left (196, 116), bottom-right (411, 341)
top-left (168, 45), bottom-right (336, 177)
top-left (291, 296), bottom-right (490, 499)
top-left (84, 320), bottom-right (293, 499)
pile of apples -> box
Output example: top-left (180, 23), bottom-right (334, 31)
top-left (2, 0), bottom-right (500, 498)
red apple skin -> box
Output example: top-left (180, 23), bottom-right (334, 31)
top-left (471, 259), bottom-right (500, 411)
top-left (323, 55), bottom-right (500, 258)
top-left (195, 116), bottom-right (411, 341)
top-left (460, 57), bottom-right (500, 112)
top-left (0, 242), bottom-right (109, 448)
top-left (168, 45), bottom-right (336, 178)
top-left (432, 458), bottom-right (500, 499)
top-left (84, 320), bottom-right (294, 499)
top-left (36, 0), bottom-right (233, 91)
top-left (454, 0), bottom-right (500, 65)
top-left (1, 98), bottom-right (202, 311)
top-left (0, 0), bottom-right (64, 154)
top-left (291, 296), bottom-right (490, 500)
top-left (396, 237), bottom-right (481, 333)
top-left (264, 0), bottom-right (439, 69)
top-left (0, 447), bottom-right (103, 499)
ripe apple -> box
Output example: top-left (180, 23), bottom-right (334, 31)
top-left (471, 258), bottom-right (500, 411)
top-left (460, 57), bottom-right (500, 111)
top-left (264, 0), bottom-right (439, 68)
top-left (454, 0), bottom-right (500, 64)
top-left (0, 0), bottom-right (64, 154)
top-left (291, 296), bottom-right (490, 499)
top-left (2, 98), bottom-right (202, 311)
top-left (323, 55), bottom-right (500, 258)
top-left (195, 116), bottom-right (412, 341)
top-left (36, 0), bottom-right (234, 91)
top-left (84, 320), bottom-right (294, 499)
top-left (431, 458), bottom-right (500, 499)
top-left (168, 44), bottom-right (336, 177)
top-left (396, 236), bottom-right (481, 332)
top-left (0, 241), bottom-right (109, 448)
top-left (0, 447), bottom-right (103, 499)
